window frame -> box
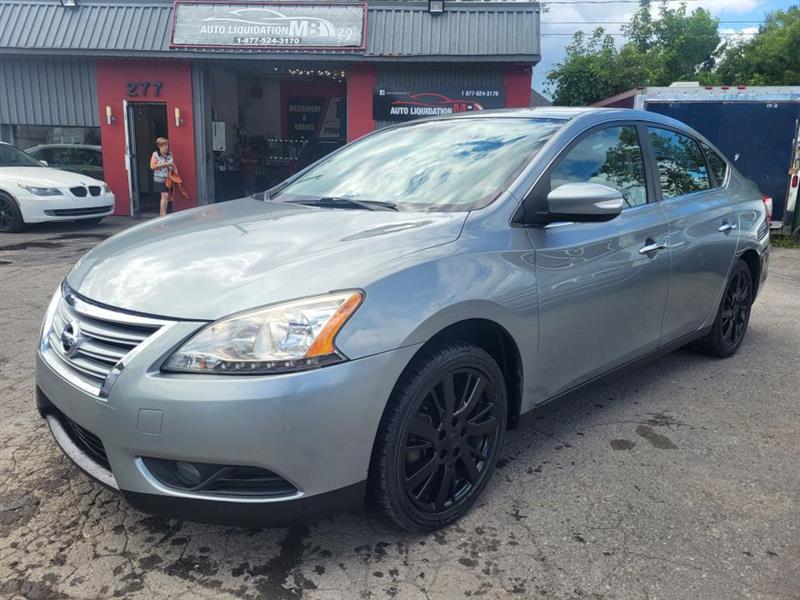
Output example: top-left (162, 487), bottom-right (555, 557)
top-left (642, 124), bottom-right (718, 202)
top-left (520, 121), bottom-right (659, 225)
top-left (698, 141), bottom-right (730, 189)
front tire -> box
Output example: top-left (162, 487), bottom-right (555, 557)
top-left (694, 259), bottom-right (753, 358)
top-left (369, 343), bottom-right (507, 532)
top-left (0, 192), bottom-right (25, 233)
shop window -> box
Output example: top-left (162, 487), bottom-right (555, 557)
top-left (11, 125), bottom-right (104, 179)
top-left (11, 125), bottom-right (102, 150)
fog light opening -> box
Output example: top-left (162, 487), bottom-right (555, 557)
top-left (175, 461), bottom-right (203, 486)
top-left (142, 457), bottom-right (298, 498)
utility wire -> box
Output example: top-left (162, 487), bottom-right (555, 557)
top-left (541, 19), bottom-right (767, 24)
top-left (542, 0), bottom-right (789, 4)
top-left (541, 31), bottom-right (758, 35)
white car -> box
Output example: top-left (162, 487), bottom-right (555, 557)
top-left (0, 142), bottom-right (115, 233)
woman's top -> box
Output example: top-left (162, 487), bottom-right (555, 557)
top-left (153, 151), bottom-right (173, 183)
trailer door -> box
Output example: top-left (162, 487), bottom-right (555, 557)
top-left (646, 101), bottom-right (800, 226)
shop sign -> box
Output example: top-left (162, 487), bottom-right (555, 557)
top-left (287, 98), bottom-right (327, 139)
top-left (373, 88), bottom-right (506, 122)
top-left (171, 2), bottom-right (366, 50)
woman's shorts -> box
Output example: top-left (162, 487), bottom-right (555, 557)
top-left (154, 181), bottom-right (169, 194)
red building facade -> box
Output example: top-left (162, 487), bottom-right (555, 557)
top-left (0, 1), bottom-right (542, 215)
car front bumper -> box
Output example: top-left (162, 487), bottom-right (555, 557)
top-left (35, 338), bottom-right (420, 526)
top-left (18, 191), bottom-right (115, 223)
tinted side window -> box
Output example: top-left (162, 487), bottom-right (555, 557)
top-left (701, 142), bottom-right (728, 187)
top-left (31, 149), bottom-right (50, 162)
top-left (550, 126), bottom-right (648, 207)
top-left (74, 149), bottom-right (103, 166)
top-left (648, 128), bottom-right (711, 199)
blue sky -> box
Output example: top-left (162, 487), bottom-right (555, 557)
top-left (533, 0), bottom-right (799, 98)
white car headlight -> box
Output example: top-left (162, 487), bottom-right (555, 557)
top-left (102, 183), bottom-right (111, 194)
top-left (19, 184), bottom-right (62, 197)
top-left (162, 291), bottom-right (363, 375)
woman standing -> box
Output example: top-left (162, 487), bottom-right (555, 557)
top-left (150, 137), bottom-right (177, 217)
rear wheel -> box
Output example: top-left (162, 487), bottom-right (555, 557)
top-left (0, 193), bottom-right (25, 233)
top-left (369, 343), bottom-right (507, 532)
top-left (693, 259), bottom-right (753, 358)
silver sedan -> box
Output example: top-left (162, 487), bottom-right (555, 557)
top-left (36, 108), bottom-right (769, 532)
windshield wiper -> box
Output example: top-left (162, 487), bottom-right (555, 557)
top-left (286, 197), bottom-right (398, 212)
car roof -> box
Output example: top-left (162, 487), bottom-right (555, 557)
top-left (420, 106), bottom-right (701, 136)
top-left (431, 106), bottom-right (684, 124)
top-left (27, 144), bottom-right (102, 151)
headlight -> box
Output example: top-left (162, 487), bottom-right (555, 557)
top-left (162, 291), bottom-right (363, 375)
top-left (19, 184), bottom-right (62, 197)
top-left (39, 282), bottom-right (64, 352)
top-left (102, 183), bottom-right (111, 194)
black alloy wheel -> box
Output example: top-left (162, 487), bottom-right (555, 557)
top-left (694, 259), bottom-right (753, 358)
top-left (0, 193), bottom-right (24, 233)
top-left (720, 269), bottom-right (751, 347)
top-left (369, 343), bottom-right (507, 532)
top-left (404, 368), bottom-right (499, 512)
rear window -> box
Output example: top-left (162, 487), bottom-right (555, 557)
top-left (701, 142), bottom-right (728, 187)
top-left (648, 128), bottom-right (711, 199)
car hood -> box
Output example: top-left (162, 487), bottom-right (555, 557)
top-left (67, 198), bottom-right (466, 320)
top-left (3, 166), bottom-right (103, 186)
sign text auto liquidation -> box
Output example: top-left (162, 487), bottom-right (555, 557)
top-left (171, 2), bottom-right (365, 49)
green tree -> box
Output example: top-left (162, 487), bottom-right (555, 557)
top-left (714, 8), bottom-right (800, 85)
top-left (546, 0), bottom-right (720, 106)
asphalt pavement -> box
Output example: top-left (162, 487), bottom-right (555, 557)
top-left (1, 220), bottom-right (798, 599)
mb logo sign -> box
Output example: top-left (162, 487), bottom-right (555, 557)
top-left (171, 2), bottom-right (366, 49)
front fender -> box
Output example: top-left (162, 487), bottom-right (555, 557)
top-left (335, 232), bottom-right (539, 404)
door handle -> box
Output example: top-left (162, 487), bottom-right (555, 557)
top-left (639, 241), bottom-right (668, 255)
top-left (718, 222), bottom-right (738, 233)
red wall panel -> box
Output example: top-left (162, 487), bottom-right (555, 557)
top-left (504, 65), bottom-right (533, 108)
top-left (96, 60), bottom-right (197, 215)
top-left (346, 65), bottom-right (377, 141)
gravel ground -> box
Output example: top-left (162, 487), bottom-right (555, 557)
top-left (1, 221), bottom-right (799, 600)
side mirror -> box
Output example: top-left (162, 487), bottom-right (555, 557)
top-left (39, 160), bottom-right (49, 167)
top-left (545, 182), bottom-right (624, 223)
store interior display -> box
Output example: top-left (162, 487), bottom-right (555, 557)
top-left (210, 66), bottom-right (347, 202)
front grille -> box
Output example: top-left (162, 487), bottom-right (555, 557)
top-left (70, 186), bottom-right (87, 197)
top-left (62, 412), bottom-right (111, 470)
top-left (44, 206), bottom-right (112, 217)
top-left (89, 186), bottom-right (101, 197)
top-left (45, 287), bottom-right (166, 394)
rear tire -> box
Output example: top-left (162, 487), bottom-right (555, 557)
top-left (368, 342), bottom-right (507, 532)
top-left (0, 192), bottom-right (25, 233)
top-left (693, 259), bottom-right (753, 358)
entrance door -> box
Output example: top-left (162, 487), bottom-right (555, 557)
top-left (125, 103), bottom-right (168, 216)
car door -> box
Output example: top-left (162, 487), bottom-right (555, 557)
top-left (646, 127), bottom-right (740, 342)
top-left (524, 123), bottom-right (671, 401)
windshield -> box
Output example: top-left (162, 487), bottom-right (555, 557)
top-left (273, 117), bottom-right (565, 211)
top-left (0, 144), bottom-right (44, 167)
